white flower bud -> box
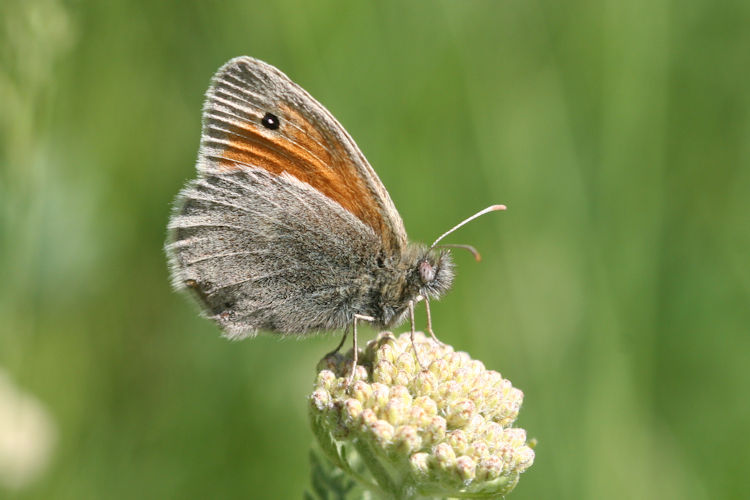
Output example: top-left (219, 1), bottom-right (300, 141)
top-left (309, 331), bottom-right (535, 498)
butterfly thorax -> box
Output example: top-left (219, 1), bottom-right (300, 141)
top-left (362, 245), bottom-right (454, 329)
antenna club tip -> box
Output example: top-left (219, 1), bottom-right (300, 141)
top-left (430, 205), bottom-right (507, 249)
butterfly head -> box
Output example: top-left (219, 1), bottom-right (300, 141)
top-left (414, 248), bottom-right (454, 299)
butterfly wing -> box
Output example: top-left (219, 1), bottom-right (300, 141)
top-left (166, 57), bottom-right (404, 338)
top-left (167, 167), bottom-right (382, 338)
top-left (198, 56), bottom-right (407, 252)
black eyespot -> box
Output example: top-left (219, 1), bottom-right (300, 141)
top-left (261, 112), bottom-right (280, 130)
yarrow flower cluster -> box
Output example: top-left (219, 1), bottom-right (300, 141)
top-left (309, 331), bottom-right (534, 499)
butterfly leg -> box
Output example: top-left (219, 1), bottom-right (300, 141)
top-left (408, 301), bottom-right (428, 371)
top-left (423, 295), bottom-right (444, 346)
top-left (324, 324), bottom-right (350, 358)
top-left (347, 313), bottom-right (374, 384)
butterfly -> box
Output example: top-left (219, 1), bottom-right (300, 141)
top-left (166, 57), bottom-right (504, 372)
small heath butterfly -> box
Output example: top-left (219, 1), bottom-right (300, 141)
top-left (166, 57), bottom-right (504, 371)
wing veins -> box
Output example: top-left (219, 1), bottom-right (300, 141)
top-left (205, 95), bottom-right (331, 168)
top-left (213, 85), bottom-right (335, 164)
top-left (185, 249), bottom-right (273, 265)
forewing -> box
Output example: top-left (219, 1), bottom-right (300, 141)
top-left (166, 167), bottom-right (381, 339)
top-left (198, 56), bottom-right (407, 253)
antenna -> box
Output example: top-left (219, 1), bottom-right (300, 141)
top-left (435, 244), bottom-right (482, 261)
top-left (430, 204), bottom-right (506, 249)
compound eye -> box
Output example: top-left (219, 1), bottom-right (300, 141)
top-left (419, 261), bottom-right (436, 283)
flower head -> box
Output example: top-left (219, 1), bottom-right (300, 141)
top-left (309, 331), bottom-right (534, 498)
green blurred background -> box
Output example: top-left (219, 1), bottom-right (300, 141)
top-left (1, 0), bottom-right (749, 498)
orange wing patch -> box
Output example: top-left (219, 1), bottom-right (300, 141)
top-left (214, 103), bottom-right (385, 238)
